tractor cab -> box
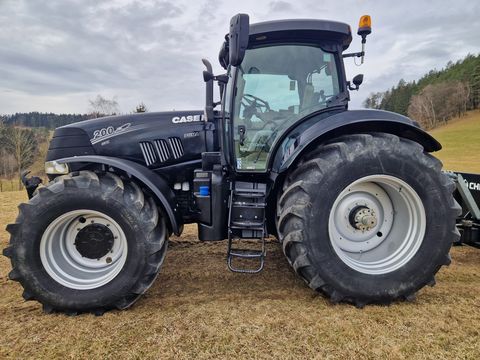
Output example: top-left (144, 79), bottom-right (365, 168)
top-left (207, 17), bottom-right (359, 172)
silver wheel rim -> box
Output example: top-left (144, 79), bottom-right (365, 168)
top-left (40, 210), bottom-right (128, 290)
top-left (328, 175), bottom-right (426, 275)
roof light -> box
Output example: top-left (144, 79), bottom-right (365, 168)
top-left (358, 15), bottom-right (372, 37)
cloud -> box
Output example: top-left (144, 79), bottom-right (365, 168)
top-left (0, 0), bottom-right (478, 113)
top-left (268, 1), bottom-right (294, 13)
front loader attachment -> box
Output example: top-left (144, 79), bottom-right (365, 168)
top-left (447, 171), bottom-right (480, 248)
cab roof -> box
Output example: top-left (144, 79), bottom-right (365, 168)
top-left (249, 19), bottom-right (352, 50)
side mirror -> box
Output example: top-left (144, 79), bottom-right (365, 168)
top-left (348, 74), bottom-right (364, 91)
top-left (218, 38), bottom-right (229, 70)
top-left (353, 74), bottom-right (364, 87)
top-left (229, 13), bottom-right (249, 67)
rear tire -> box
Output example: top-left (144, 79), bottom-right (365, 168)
top-left (277, 133), bottom-right (461, 307)
top-left (3, 171), bottom-right (168, 314)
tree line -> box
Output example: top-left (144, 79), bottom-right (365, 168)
top-left (1, 112), bottom-right (93, 130)
top-left (1, 95), bottom-right (148, 130)
top-left (363, 54), bottom-right (480, 129)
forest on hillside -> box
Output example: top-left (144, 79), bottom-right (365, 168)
top-left (363, 54), bottom-right (480, 129)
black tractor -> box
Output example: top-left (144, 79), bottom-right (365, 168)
top-left (4, 14), bottom-right (462, 314)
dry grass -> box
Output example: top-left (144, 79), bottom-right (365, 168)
top-left (1, 114), bottom-right (480, 359)
top-left (0, 179), bottom-right (23, 193)
top-left (1, 191), bottom-right (480, 359)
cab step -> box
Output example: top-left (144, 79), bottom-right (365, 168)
top-left (227, 181), bottom-right (267, 274)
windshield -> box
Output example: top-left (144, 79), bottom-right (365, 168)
top-left (231, 44), bottom-right (340, 171)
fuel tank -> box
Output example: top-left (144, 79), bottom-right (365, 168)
top-left (46, 110), bottom-right (211, 169)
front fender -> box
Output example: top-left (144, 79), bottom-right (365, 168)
top-left (272, 109), bottom-right (441, 174)
top-left (57, 155), bottom-right (182, 235)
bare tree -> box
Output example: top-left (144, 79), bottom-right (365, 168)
top-left (408, 81), bottom-right (470, 129)
top-left (135, 102), bottom-right (148, 113)
top-left (88, 95), bottom-right (120, 118)
top-left (408, 93), bottom-right (433, 129)
top-left (2, 126), bottom-right (38, 186)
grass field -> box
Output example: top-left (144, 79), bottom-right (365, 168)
top-left (0, 179), bottom-right (23, 193)
top-left (430, 110), bottom-right (480, 173)
top-left (1, 113), bottom-right (480, 359)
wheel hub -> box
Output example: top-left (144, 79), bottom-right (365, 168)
top-left (75, 224), bottom-right (114, 259)
top-left (349, 206), bottom-right (378, 231)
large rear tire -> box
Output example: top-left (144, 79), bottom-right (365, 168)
top-left (3, 171), bottom-right (168, 315)
top-left (277, 133), bottom-right (461, 307)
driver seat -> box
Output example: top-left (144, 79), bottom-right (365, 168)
top-left (302, 83), bottom-right (316, 111)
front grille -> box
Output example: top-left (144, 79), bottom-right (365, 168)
top-left (168, 137), bottom-right (184, 159)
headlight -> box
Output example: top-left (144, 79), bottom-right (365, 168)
top-left (45, 161), bottom-right (69, 175)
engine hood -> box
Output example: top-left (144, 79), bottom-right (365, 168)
top-left (47, 110), bottom-right (207, 167)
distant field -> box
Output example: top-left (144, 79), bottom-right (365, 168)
top-left (430, 110), bottom-right (480, 173)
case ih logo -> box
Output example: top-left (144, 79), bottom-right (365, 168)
top-left (464, 179), bottom-right (480, 192)
top-left (171, 114), bottom-right (204, 124)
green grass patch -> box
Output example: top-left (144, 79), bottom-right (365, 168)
top-left (430, 110), bottom-right (480, 173)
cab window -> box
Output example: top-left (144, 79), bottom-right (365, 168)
top-left (232, 44), bottom-right (340, 171)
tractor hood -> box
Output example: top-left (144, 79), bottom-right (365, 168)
top-left (46, 110), bottom-right (208, 168)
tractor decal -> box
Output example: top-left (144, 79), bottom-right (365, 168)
top-left (90, 123), bottom-right (133, 145)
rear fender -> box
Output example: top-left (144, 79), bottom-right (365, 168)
top-left (57, 155), bottom-right (182, 235)
top-left (272, 109), bottom-right (441, 174)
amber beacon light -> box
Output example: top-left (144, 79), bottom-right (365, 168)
top-left (358, 15), bottom-right (372, 37)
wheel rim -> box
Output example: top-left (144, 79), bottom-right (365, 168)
top-left (328, 175), bottom-right (426, 275)
top-left (40, 210), bottom-right (128, 290)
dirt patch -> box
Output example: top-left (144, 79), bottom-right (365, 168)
top-left (1, 191), bottom-right (479, 359)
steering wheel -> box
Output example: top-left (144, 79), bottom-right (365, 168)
top-left (241, 94), bottom-right (271, 114)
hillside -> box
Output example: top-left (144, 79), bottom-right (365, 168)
top-left (430, 110), bottom-right (480, 173)
top-left (364, 54), bottom-right (480, 130)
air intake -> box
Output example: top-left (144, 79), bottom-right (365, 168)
top-left (168, 137), bottom-right (184, 159)
top-left (153, 139), bottom-right (170, 163)
top-left (139, 142), bottom-right (157, 166)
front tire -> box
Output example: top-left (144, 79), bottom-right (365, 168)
top-left (3, 171), bottom-right (168, 314)
top-left (277, 133), bottom-right (461, 307)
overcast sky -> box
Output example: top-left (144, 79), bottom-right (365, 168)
top-left (1, 0), bottom-right (479, 114)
